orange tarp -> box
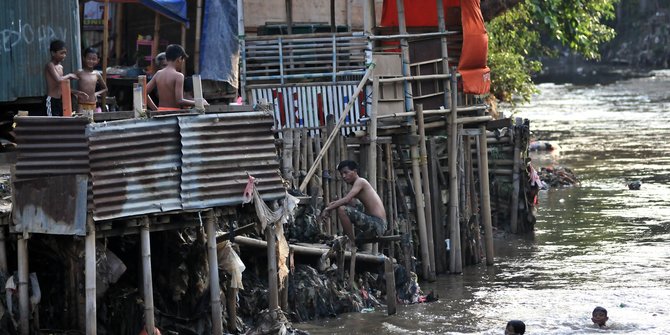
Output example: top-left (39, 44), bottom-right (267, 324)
top-left (380, 0), bottom-right (490, 95)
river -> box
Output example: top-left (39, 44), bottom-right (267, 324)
top-left (299, 70), bottom-right (670, 334)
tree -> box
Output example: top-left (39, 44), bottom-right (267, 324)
top-left (484, 0), bottom-right (618, 103)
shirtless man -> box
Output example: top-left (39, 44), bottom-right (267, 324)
top-left (319, 160), bottom-right (387, 242)
top-left (45, 40), bottom-right (80, 116)
top-left (75, 47), bottom-right (107, 116)
top-left (146, 44), bottom-right (207, 111)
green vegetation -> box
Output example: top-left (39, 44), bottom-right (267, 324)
top-left (487, 0), bottom-right (618, 104)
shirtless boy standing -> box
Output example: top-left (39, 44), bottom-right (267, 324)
top-left (319, 160), bottom-right (387, 242)
top-left (75, 47), bottom-right (107, 116)
top-left (146, 44), bottom-right (207, 111)
top-left (45, 40), bottom-right (80, 116)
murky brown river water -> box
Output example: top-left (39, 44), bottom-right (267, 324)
top-left (299, 70), bottom-right (670, 334)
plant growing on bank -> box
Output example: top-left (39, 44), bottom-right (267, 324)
top-left (485, 0), bottom-right (618, 104)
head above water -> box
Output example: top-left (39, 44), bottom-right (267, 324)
top-left (505, 320), bottom-right (525, 335)
top-left (592, 306), bottom-right (608, 327)
top-left (165, 44), bottom-right (188, 62)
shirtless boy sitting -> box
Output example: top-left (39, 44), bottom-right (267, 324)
top-left (146, 44), bottom-right (207, 111)
top-left (319, 160), bottom-right (387, 243)
top-left (75, 47), bottom-right (107, 117)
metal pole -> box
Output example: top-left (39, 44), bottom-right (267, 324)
top-left (140, 218), bottom-right (156, 335)
top-left (85, 216), bottom-right (97, 335)
top-left (206, 212), bottom-right (223, 334)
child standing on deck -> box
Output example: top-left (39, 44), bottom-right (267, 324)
top-left (44, 40), bottom-right (80, 116)
top-left (146, 44), bottom-right (207, 111)
top-left (75, 47), bottom-right (107, 118)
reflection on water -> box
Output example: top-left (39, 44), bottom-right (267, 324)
top-left (300, 71), bottom-right (670, 334)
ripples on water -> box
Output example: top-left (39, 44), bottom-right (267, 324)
top-left (300, 71), bottom-right (670, 334)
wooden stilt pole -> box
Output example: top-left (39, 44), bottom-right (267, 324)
top-left (206, 211), bottom-right (223, 335)
top-left (140, 217), bottom-right (156, 335)
top-left (368, 67), bottom-right (379, 190)
top-left (282, 129), bottom-right (294, 184)
top-left (60, 80), bottom-right (72, 117)
top-left (479, 123), bottom-right (495, 265)
top-left (448, 68), bottom-right (462, 273)
top-left (293, 129), bottom-right (301, 187)
top-left (384, 257), bottom-right (397, 315)
top-left (102, 0), bottom-right (110, 82)
top-left (266, 226), bottom-right (279, 311)
top-left (17, 235), bottom-right (29, 335)
top-left (510, 117), bottom-right (522, 233)
top-left (152, 13), bottom-right (161, 74)
top-left (227, 284), bottom-right (238, 333)
top-left (85, 216), bottom-right (97, 335)
top-left (114, 3), bottom-right (123, 65)
top-left (428, 138), bottom-right (447, 273)
top-left (416, 104), bottom-right (436, 281)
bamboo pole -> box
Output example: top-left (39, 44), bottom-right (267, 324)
top-left (436, 0), bottom-right (450, 105)
top-left (299, 65), bottom-right (374, 192)
top-left (428, 138), bottom-right (447, 273)
top-left (396, 0), bottom-right (414, 113)
top-left (206, 212), bottom-right (223, 335)
top-left (409, 127), bottom-right (431, 279)
top-left (102, 0), bottom-right (109, 82)
top-left (293, 129), bottom-right (301, 187)
top-left (265, 227), bottom-right (279, 311)
top-left (478, 124), bottom-right (494, 265)
top-left (85, 216), bottom-right (97, 335)
top-left (384, 257), bottom-right (396, 315)
top-left (17, 236), bottom-right (29, 335)
top-left (301, 128), bottom-right (308, 178)
top-left (369, 67), bottom-right (379, 190)
top-left (416, 105), bottom-right (436, 280)
top-left (282, 129), bottom-right (294, 183)
top-left (234, 236), bottom-right (385, 263)
top-left (510, 117), bottom-right (522, 233)
top-left (195, 0), bottom-right (203, 73)
top-left (140, 218), bottom-right (156, 335)
top-left (152, 13), bottom-right (161, 74)
top-left (448, 68), bottom-right (462, 274)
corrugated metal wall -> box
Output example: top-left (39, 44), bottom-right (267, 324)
top-left (1, 0), bottom-right (81, 102)
top-left (87, 117), bottom-right (183, 221)
top-left (179, 112), bottom-right (285, 209)
top-left (251, 84), bottom-right (365, 134)
top-left (14, 117), bottom-right (89, 179)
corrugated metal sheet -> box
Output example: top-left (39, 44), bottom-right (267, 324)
top-left (179, 112), bottom-right (285, 209)
top-left (251, 84), bottom-right (364, 134)
top-left (1, 0), bottom-right (81, 102)
top-left (87, 117), bottom-right (183, 221)
top-left (13, 174), bottom-right (88, 235)
top-left (14, 116), bottom-right (90, 180)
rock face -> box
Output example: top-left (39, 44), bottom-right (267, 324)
top-left (604, 3), bottom-right (670, 69)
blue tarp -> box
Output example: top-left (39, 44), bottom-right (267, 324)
top-left (140, 0), bottom-right (188, 26)
top-left (200, 0), bottom-right (239, 88)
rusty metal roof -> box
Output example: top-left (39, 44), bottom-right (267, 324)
top-left (13, 112), bottom-right (286, 224)
top-left (87, 117), bottom-right (183, 221)
top-left (0, 0), bottom-right (81, 102)
top-left (179, 112), bottom-right (285, 209)
top-left (14, 116), bottom-right (90, 180)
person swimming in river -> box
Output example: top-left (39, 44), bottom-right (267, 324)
top-left (505, 320), bottom-right (526, 335)
top-left (592, 306), bottom-right (609, 328)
